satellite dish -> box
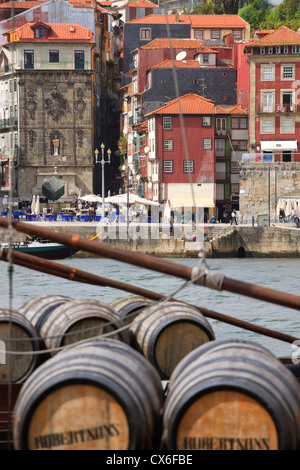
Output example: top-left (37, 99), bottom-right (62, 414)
top-left (144, 146), bottom-right (149, 153)
top-left (176, 51), bottom-right (187, 61)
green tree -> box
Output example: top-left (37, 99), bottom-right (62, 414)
top-left (239, 0), bottom-right (270, 31)
top-left (193, 0), bottom-right (223, 14)
top-left (259, 0), bottom-right (300, 30)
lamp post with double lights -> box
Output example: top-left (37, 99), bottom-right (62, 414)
top-left (95, 143), bottom-right (111, 220)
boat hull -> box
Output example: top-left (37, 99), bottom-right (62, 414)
top-left (12, 245), bottom-right (76, 260)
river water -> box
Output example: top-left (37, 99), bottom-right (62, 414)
top-left (0, 256), bottom-right (299, 359)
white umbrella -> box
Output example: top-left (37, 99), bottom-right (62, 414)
top-left (34, 195), bottom-right (40, 215)
top-left (285, 199), bottom-right (292, 217)
top-left (295, 201), bottom-right (300, 218)
top-left (31, 195), bottom-right (36, 214)
top-left (79, 194), bottom-right (102, 203)
top-left (105, 193), bottom-right (159, 206)
top-left (164, 200), bottom-right (171, 222)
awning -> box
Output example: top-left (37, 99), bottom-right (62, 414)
top-left (167, 183), bottom-right (215, 208)
top-left (260, 141), bottom-right (298, 151)
top-left (169, 198), bottom-right (215, 207)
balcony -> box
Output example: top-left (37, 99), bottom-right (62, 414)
top-left (257, 104), bottom-right (300, 113)
top-left (0, 118), bottom-right (18, 129)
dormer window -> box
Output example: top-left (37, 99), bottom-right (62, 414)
top-left (35, 28), bottom-right (47, 39)
top-left (30, 22), bottom-right (51, 39)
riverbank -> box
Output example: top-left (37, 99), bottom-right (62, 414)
top-left (1, 220), bottom-right (299, 258)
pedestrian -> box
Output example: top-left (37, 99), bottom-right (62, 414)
top-left (279, 208), bottom-right (285, 223)
top-left (231, 209), bottom-right (238, 225)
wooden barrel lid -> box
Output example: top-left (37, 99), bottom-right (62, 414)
top-left (27, 384), bottom-right (130, 450)
top-left (176, 390), bottom-right (278, 450)
top-left (154, 321), bottom-right (210, 379)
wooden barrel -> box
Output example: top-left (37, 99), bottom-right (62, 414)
top-left (109, 295), bottom-right (153, 324)
top-left (39, 298), bottom-right (130, 353)
top-left (0, 308), bottom-right (40, 383)
top-left (130, 301), bottom-right (215, 379)
top-left (13, 338), bottom-right (164, 450)
top-left (19, 294), bottom-right (72, 333)
top-left (163, 339), bottom-right (300, 450)
top-left (109, 295), bottom-right (154, 346)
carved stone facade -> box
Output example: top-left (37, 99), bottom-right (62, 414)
top-left (17, 69), bottom-right (94, 201)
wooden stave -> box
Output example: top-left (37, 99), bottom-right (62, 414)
top-left (19, 294), bottom-right (72, 333)
top-left (130, 301), bottom-right (215, 379)
top-left (13, 338), bottom-right (164, 450)
top-left (109, 295), bottom-right (154, 324)
top-left (0, 308), bottom-right (40, 383)
top-left (163, 339), bottom-right (300, 450)
top-left (39, 298), bottom-right (131, 353)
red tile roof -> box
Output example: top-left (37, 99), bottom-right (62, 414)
top-left (0, 1), bottom-right (44, 9)
top-left (189, 14), bottom-right (249, 28)
top-left (146, 93), bottom-right (215, 116)
top-left (140, 38), bottom-right (204, 49)
top-left (128, 14), bottom-right (249, 27)
top-left (152, 60), bottom-right (201, 68)
top-left (215, 105), bottom-right (229, 114)
top-left (128, 14), bottom-right (191, 24)
top-left (5, 22), bottom-right (93, 41)
top-left (117, 0), bottom-right (159, 8)
top-left (227, 105), bottom-right (248, 114)
top-left (150, 59), bottom-right (233, 69)
top-left (250, 26), bottom-right (300, 46)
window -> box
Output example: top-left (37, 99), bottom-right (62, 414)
top-left (202, 54), bottom-right (209, 64)
top-left (74, 50), bottom-right (84, 70)
top-left (203, 138), bottom-right (212, 149)
top-left (34, 27), bottom-right (47, 39)
top-left (24, 50), bottom-right (34, 69)
top-left (146, 70), bottom-right (152, 89)
top-left (49, 50), bottom-right (59, 63)
top-left (262, 91), bottom-right (274, 112)
top-left (281, 118), bottom-right (294, 133)
top-left (231, 117), bottom-right (247, 129)
top-left (261, 118), bottom-right (274, 133)
top-left (202, 116), bottom-right (211, 127)
top-left (163, 116), bottom-right (172, 130)
top-left (140, 28), bottom-right (151, 40)
top-left (262, 65), bottom-right (274, 80)
top-left (282, 91), bottom-right (293, 111)
top-left (231, 183), bottom-right (239, 194)
top-left (283, 46), bottom-right (289, 54)
top-left (194, 29), bottom-right (203, 39)
top-left (211, 30), bottom-right (220, 39)
top-left (282, 65), bottom-right (294, 80)
top-left (268, 46), bottom-right (273, 54)
top-left (276, 46), bottom-right (281, 54)
top-left (232, 140), bottom-right (248, 151)
top-left (292, 45), bottom-right (300, 54)
top-left (183, 160), bottom-right (194, 173)
top-left (14, 79), bottom-right (17, 92)
top-left (216, 162), bottom-right (226, 179)
top-left (260, 46), bottom-right (265, 55)
top-left (233, 29), bottom-right (242, 40)
top-left (163, 160), bottom-right (173, 173)
top-left (216, 117), bottom-right (226, 135)
top-left (164, 139), bottom-right (173, 151)
top-left (215, 139), bottom-right (225, 156)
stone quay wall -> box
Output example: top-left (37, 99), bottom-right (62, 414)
top-left (239, 162), bottom-right (300, 220)
top-left (0, 222), bottom-right (299, 258)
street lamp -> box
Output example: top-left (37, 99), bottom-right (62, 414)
top-left (95, 143), bottom-right (111, 220)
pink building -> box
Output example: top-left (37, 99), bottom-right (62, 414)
top-left (245, 26), bottom-right (300, 162)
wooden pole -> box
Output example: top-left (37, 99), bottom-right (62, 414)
top-left (0, 247), bottom-right (298, 346)
top-left (1, 216), bottom-right (300, 311)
